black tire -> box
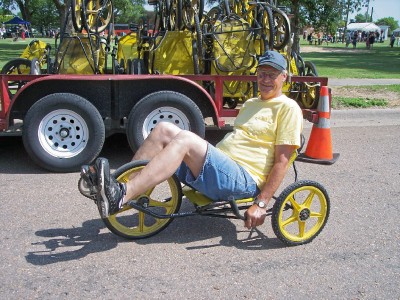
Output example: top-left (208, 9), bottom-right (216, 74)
top-left (83, 0), bottom-right (113, 33)
top-left (192, 39), bottom-right (200, 74)
top-left (300, 61), bottom-right (320, 109)
top-left (206, 6), bottom-right (222, 21)
top-left (272, 180), bottom-right (330, 246)
top-left (22, 93), bottom-right (105, 172)
top-left (304, 60), bottom-right (318, 76)
top-left (194, 12), bottom-right (203, 73)
top-left (183, 0), bottom-right (204, 30)
top-left (294, 52), bottom-right (306, 76)
top-left (1, 58), bottom-right (32, 97)
top-left (160, 0), bottom-right (171, 31)
top-left (257, 4), bottom-right (274, 52)
top-left (71, 0), bottom-right (84, 32)
top-left (170, 0), bottom-right (183, 30)
top-left (224, 98), bottom-right (238, 109)
top-left (126, 91), bottom-right (205, 152)
top-left (1, 58), bottom-right (31, 74)
top-left (102, 160), bottom-right (183, 239)
top-left (272, 9), bottom-right (290, 50)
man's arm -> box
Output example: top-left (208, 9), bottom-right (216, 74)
top-left (244, 144), bottom-right (297, 229)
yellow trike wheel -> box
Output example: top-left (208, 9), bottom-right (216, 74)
top-left (102, 160), bottom-right (182, 239)
top-left (272, 180), bottom-right (330, 246)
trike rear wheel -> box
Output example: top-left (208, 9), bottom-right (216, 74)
top-left (272, 180), bottom-right (330, 246)
top-left (102, 160), bottom-right (183, 239)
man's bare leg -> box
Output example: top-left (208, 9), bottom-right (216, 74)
top-left (123, 126), bottom-right (208, 204)
top-left (131, 122), bottom-right (183, 162)
top-left (90, 122), bottom-right (208, 217)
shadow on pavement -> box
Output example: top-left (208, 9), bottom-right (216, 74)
top-left (26, 209), bottom-right (285, 265)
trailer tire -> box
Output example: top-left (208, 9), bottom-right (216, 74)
top-left (22, 93), bottom-right (105, 172)
top-left (126, 91), bottom-right (205, 152)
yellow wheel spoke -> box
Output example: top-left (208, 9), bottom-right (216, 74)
top-left (287, 195), bottom-right (301, 211)
top-left (281, 215), bottom-right (297, 227)
top-left (298, 221), bottom-right (306, 237)
top-left (138, 211), bottom-right (145, 232)
top-left (304, 191), bottom-right (316, 208)
top-left (310, 211), bottom-right (323, 218)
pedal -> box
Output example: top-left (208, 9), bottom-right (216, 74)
top-left (78, 165), bottom-right (98, 200)
top-left (78, 177), bottom-right (97, 200)
top-left (80, 165), bottom-right (97, 186)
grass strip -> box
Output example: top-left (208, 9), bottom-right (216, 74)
top-left (333, 97), bottom-right (388, 108)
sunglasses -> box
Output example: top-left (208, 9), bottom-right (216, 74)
top-left (257, 70), bottom-right (283, 80)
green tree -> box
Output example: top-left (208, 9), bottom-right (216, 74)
top-left (340, 0), bottom-right (368, 40)
top-left (113, 0), bottom-right (145, 24)
top-left (30, 0), bottom-right (59, 30)
top-left (278, 0), bottom-right (347, 53)
top-left (375, 17), bottom-right (399, 32)
top-left (1, 0), bottom-right (146, 30)
top-left (354, 13), bottom-right (367, 22)
top-left (0, 0), bottom-right (63, 26)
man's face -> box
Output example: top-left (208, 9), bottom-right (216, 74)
top-left (257, 65), bottom-right (287, 100)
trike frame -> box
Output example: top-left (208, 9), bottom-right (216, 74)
top-left (100, 158), bottom-right (330, 247)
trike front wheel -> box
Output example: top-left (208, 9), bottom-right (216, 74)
top-left (272, 180), bottom-right (330, 246)
top-left (102, 160), bottom-right (183, 239)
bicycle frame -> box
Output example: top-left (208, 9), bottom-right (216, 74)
top-left (126, 192), bottom-right (259, 220)
top-left (124, 150), bottom-right (300, 221)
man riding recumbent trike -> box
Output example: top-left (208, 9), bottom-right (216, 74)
top-left (78, 51), bottom-right (334, 246)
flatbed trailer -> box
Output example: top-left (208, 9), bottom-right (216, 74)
top-left (0, 73), bottom-right (328, 172)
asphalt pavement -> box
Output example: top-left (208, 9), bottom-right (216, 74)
top-left (0, 108), bottom-right (399, 299)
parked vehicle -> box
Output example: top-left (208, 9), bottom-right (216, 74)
top-left (0, 0), bottom-right (327, 172)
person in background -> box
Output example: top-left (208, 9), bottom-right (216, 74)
top-left (390, 33), bottom-right (396, 48)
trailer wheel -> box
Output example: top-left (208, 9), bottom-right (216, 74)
top-left (22, 93), bottom-right (105, 172)
top-left (126, 91), bottom-right (205, 152)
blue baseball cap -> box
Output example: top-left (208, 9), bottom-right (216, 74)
top-left (258, 51), bottom-right (287, 71)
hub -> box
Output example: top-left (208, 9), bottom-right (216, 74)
top-left (299, 208), bottom-right (310, 221)
top-left (59, 127), bottom-right (70, 138)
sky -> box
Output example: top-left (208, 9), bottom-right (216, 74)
top-left (348, 0), bottom-right (400, 23)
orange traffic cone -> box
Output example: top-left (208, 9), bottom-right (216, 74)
top-left (297, 86), bottom-right (339, 165)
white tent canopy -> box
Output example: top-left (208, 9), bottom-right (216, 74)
top-left (347, 22), bottom-right (381, 32)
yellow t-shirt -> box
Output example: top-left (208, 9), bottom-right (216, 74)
top-left (216, 94), bottom-right (303, 187)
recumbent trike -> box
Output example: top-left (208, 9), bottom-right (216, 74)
top-left (78, 141), bottom-right (330, 246)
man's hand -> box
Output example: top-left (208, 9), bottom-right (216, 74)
top-left (244, 204), bottom-right (267, 229)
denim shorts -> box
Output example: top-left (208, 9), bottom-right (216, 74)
top-left (175, 143), bottom-right (259, 201)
